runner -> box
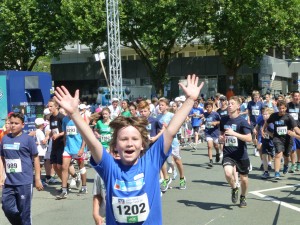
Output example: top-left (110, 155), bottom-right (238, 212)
top-left (54, 74), bottom-right (203, 224)
top-left (219, 96), bottom-right (252, 208)
top-left (94, 108), bottom-right (113, 151)
top-left (188, 100), bottom-right (204, 145)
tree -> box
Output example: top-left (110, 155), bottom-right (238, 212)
top-left (0, 0), bottom-right (70, 71)
top-left (205, 0), bottom-right (300, 92)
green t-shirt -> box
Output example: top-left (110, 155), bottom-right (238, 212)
top-left (95, 120), bottom-right (112, 148)
top-left (121, 110), bottom-right (131, 117)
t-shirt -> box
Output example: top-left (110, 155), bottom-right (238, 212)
top-left (247, 101), bottom-right (264, 125)
top-left (217, 107), bottom-right (228, 118)
top-left (204, 111), bottom-right (221, 138)
top-left (267, 112), bottom-right (297, 143)
top-left (91, 135), bottom-right (171, 225)
top-left (239, 103), bottom-right (248, 120)
top-left (50, 112), bottom-right (65, 151)
top-left (189, 107), bottom-right (204, 127)
top-left (93, 173), bottom-right (106, 217)
top-left (108, 105), bottom-right (122, 120)
top-left (35, 129), bottom-right (47, 156)
top-left (62, 117), bottom-right (85, 155)
top-left (220, 116), bottom-right (252, 160)
top-left (0, 133), bottom-right (38, 185)
top-left (121, 110), bottom-right (131, 118)
top-left (287, 102), bottom-right (300, 127)
top-left (146, 117), bottom-right (162, 138)
top-left (95, 120), bottom-right (113, 149)
top-left (157, 112), bottom-right (179, 148)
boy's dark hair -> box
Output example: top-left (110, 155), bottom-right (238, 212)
top-left (9, 112), bottom-right (25, 123)
top-left (204, 100), bottom-right (214, 108)
top-left (109, 116), bottom-right (149, 151)
top-left (277, 100), bottom-right (286, 108)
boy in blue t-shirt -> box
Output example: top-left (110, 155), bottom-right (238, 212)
top-left (0, 113), bottom-right (43, 225)
top-left (54, 74), bottom-right (203, 225)
top-left (188, 100), bottom-right (204, 144)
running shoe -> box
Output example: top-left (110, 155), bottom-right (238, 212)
top-left (289, 164), bottom-right (296, 173)
top-left (179, 177), bottom-right (186, 190)
top-left (274, 172), bottom-right (281, 180)
top-left (173, 169), bottom-right (178, 180)
top-left (160, 178), bottom-right (172, 192)
top-left (255, 151), bottom-right (260, 157)
top-left (261, 171), bottom-right (270, 179)
top-left (249, 163), bottom-right (253, 172)
top-left (78, 188), bottom-right (88, 195)
top-left (46, 177), bottom-right (59, 184)
top-left (56, 191), bottom-right (68, 200)
top-left (231, 187), bottom-right (239, 204)
top-left (283, 165), bottom-right (288, 175)
top-left (215, 153), bottom-right (220, 163)
top-left (208, 159), bottom-right (213, 167)
top-left (296, 162), bottom-right (300, 171)
top-left (239, 196), bottom-right (247, 208)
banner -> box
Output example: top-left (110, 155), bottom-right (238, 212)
top-left (0, 75), bottom-right (7, 128)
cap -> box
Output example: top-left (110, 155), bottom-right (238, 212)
top-left (219, 96), bottom-right (227, 101)
top-left (95, 107), bottom-right (101, 113)
top-left (35, 118), bottom-right (45, 126)
top-left (179, 96), bottom-right (186, 102)
top-left (79, 104), bottom-right (86, 110)
top-left (43, 108), bottom-right (50, 116)
top-left (174, 97), bottom-right (180, 102)
top-left (111, 98), bottom-right (119, 102)
top-left (169, 101), bottom-right (174, 106)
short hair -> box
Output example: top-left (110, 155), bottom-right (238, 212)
top-left (204, 100), bottom-right (214, 108)
top-left (138, 100), bottom-right (150, 110)
top-left (109, 116), bottom-right (149, 151)
top-left (229, 96), bottom-right (241, 105)
top-left (48, 98), bottom-right (59, 107)
top-left (264, 107), bottom-right (274, 115)
top-left (291, 91), bottom-right (299, 97)
top-left (158, 97), bottom-right (169, 105)
top-left (101, 107), bottom-right (111, 115)
top-left (252, 90), bottom-right (260, 97)
top-left (129, 104), bottom-right (137, 110)
top-left (277, 100), bottom-right (286, 108)
top-left (9, 112), bottom-right (25, 123)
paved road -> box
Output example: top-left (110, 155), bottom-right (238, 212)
top-left (1, 143), bottom-right (299, 225)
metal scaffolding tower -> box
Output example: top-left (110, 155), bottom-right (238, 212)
top-left (106, 0), bottom-right (123, 101)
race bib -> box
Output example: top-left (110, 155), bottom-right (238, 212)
top-left (66, 126), bottom-right (77, 135)
top-left (3, 143), bottom-right (20, 151)
top-left (225, 136), bottom-right (238, 147)
top-left (206, 122), bottom-right (214, 129)
top-left (100, 134), bottom-right (112, 142)
top-left (112, 193), bottom-right (150, 223)
top-left (277, 126), bottom-right (287, 135)
top-left (146, 124), bottom-right (152, 131)
top-left (5, 159), bottom-right (22, 173)
top-left (52, 128), bottom-right (59, 135)
top-left (252, 109), bottom-right (259, 116)
top-left (290, 113), bottom-right (298, 121)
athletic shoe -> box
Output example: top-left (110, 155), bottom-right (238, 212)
top-left (75, 172), bottom-right (81, 188)
top-left (261, 171), bottom-right (270, 179)
top-left (283, 165), bottom-right (288, 175)
top-left (46, 177), bottom-right (59, 184)
top-left (160, 178), bottom-right (172, 192)
top-left (289, 164), bottom-right (296, 173)
top-left (296, 162), bottom-right (300, 171)
top-left (239, 196), bottom-right (247, 208)
top-left (249, 163), bottom-right (253, 172)
top-left (255, 151), bottom-right (260, 157)
top-left (208, 159), bottom-right (213, 167)
top-left (231, 187), bottom-right (239, 204)
top-left (274, 172), bottom-right (281, 180)
top-left (42, 180), bottom-right (48, 187)
top-left (179, 177), bottom-right (186, 190)
top-left (78, 188), bottom-right (88, 195)
top-left (253, 148), bottom-right (258, 156)
top-left (173, 169), bottom-right (178, 180)
top-left (220, 152), bottom-right (223, 159)
top-left (215, 153), bottom-right (220, 163)
top-left (56, 191), bottom-right (68, 200)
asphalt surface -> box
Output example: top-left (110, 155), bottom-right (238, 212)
top-left (1, 142), bottom-right (299, 225)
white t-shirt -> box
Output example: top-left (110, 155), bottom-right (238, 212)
top-left (36, 129), bottom-right (47, 156)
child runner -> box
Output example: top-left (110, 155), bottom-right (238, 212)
top-left (188, 100), bottom-right (204, 145)
top-left (54, 74), bottom-right (203, 224)
top-left (1, 113), bottom-right (43, 224)
top-left (203, 100), bottom-right (221, 166)
top-left (219, 96), bottom-right (252, 208)
top-left (94, 108), bottom-right (113, 150)
top-left (262, 100), bottom-right (300, 179)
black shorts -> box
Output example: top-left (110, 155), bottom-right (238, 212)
top-left (273, 139), bottom-right (293, 157)
top-left (50, 147), bottom-right (64, 165)
top-left (261, 142), bottom-right (274, 157)
top-left (193, 126), bottom-right (200, 133)
top-left (222, 157), bottom-right (250, 175)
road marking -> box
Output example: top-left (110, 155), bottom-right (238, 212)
top-left (249, 184), bottom-right (300, 212)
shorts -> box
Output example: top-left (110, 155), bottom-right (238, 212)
top-left (62, 151), bottom-right (86, 162)
top-left (293, 138), bottom-right (300, 150)
top-left (205, 136), bottom-right (219, 144)
top-left (261, 142), bottom-right (274, 157)
top-left (222, 157), bottom-right (250, 175)
top-left (193, 126), bottom-right (200, 133)
top-left (172, 145), bottom-right (181, 159)
top-left (273, 139), bottom-right (293, 157)
top-left (257, 134), bottom-right (262, 144)
top-left (50, 147), bottom-right (64, 165)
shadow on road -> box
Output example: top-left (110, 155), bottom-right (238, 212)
top-left (178, 199), bottom-right (234, 210)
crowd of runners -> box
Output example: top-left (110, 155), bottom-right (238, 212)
top-left (1, 74), bottom-right (300, 225)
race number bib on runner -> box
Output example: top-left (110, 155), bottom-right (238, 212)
top-left (112, 193), bottom-right (150, 223)
top-left (252, 109), bottom-right (259, 116)
top-left (100, 134), bottom-right (112, 142)
top-left (5, 159), bottom-right (22, 173)
top-left (225, 136), bottom-right (238, 147)
top-left (277, 126), bottom-right (287, 135)
top-left (290, 113), bottom-right (298, 121)
top-left (66, 126), bottom-right (77, 135)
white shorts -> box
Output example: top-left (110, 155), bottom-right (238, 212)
top-left (205, 136), bottom-right (219, 144)
top-left (171, 145), bottom-right (181, 159)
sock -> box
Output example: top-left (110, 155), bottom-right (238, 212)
top-left (62, 187), bottom-right (68, 193)
top-left (81, 185), bottom-right (87, 190)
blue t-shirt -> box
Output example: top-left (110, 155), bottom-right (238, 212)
top-left (90, 135), bottom-right (171, 225)
top-left (204, 111), bottom-right (221, 138)
top-left (0, 133), bottom-right (38, 185)
top-left (247, 101), bottom-right (264, 125)
top-left (146, 117), bottom-right (162, 138)
top-left (220, 116), bottom-right (252, 160)
top-left (261, 123), bottom-right (274, 148)
top-left (189, 107), bottom-right (204, 127)
top-left (157, 112), bottom-right (179, 147)
top-left (62, 117), bottom-right (85, 155)
top-left (240, 103), bottom-right (248, 120)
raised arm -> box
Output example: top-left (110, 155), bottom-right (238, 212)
top-left (163, 74), bottom-right (203, 154)
top-left (54, 86), bottom-right (103, 163)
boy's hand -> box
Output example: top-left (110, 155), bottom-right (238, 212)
top-left (35, 179), bottom-right (44, 191)
top-left (54, 86), bottom-right (80, 116)
top-left (179, 74), bottom-right (204, 101)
